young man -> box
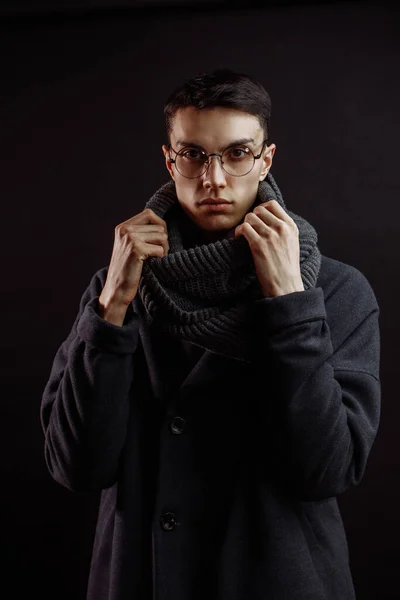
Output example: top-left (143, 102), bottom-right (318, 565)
top-left (41, 69), bottom-right (381, 600)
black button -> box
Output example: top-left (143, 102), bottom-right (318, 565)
top-left (160, 512), bottom-right (178, 531)
top-left (170, 416), bottom-right (186, 435)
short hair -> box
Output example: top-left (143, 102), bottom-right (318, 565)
top-left (164, 68), bottom-right (272, 145)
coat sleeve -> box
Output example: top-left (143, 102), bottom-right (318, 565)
top-left (253, 265), bottom-right (381, 501)
top-left (40, 268), bottom-right (141, 493)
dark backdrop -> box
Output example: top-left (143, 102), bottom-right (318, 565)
top-left (1, 1), bottom-right (398, 598)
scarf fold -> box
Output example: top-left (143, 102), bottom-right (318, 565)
top-left (137, 172), bottom-right (321, 363)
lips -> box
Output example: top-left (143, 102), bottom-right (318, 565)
top-left (200, 198), bottom-right (231, 205)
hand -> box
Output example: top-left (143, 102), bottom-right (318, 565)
top-left (99, 208), bottom-right (169, 310)
top-left (234, 199), bottom-right (304, 297)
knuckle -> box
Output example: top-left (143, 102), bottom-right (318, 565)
top-left (129, 239), bottom-right (140, 254)
top-left (276, 222), bottom-right (288, 235)
top-left (115, 223), bottom-right (125, 236)
top-left (122, 225), bottom-right (131, 237)
top-left (264, 227), bottom-right (273, 238)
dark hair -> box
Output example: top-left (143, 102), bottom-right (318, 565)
top-left (164, 69), bottom-right (272, 146)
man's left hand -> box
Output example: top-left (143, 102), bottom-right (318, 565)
top-left (234, 199), bottom-right (305, 297)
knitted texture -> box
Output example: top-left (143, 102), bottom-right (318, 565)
top-left (137, 172), bottom-right (321, 363)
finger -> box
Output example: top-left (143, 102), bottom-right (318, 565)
top-left (126, 209), bottom-right (167, 231)
top-left (252, 205), bottom-right (281, 228)
top-left (245, 211), bottom-right (274, 236)
top-left (117, 223), bottom-right (165, 237)
top-left (253, 206), bottom-right (295, 234)
top-left (240, 221), bottom-right (260, 243)
top-left (143, 208), bottom-right (168, 229)
top-left (257, 200), bottom-right (293, 226)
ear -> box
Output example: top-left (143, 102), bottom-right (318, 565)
top-left (259, 143), bottom-right (276, 180)
top-left (162, 144), bottom-right (175, 180)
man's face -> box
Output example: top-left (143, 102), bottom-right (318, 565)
top-left (162, 106), bottom-right (276, 243)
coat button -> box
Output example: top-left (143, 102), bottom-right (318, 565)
top-left (170, 416), bottom-right (186, 435)
top-left (160, 512), bottom-right (178, 531)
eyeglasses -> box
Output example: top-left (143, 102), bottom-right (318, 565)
top-left (167, 140), bottom-right (268, 178)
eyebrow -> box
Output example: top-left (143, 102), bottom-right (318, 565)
top-left (175, 137), bottom-right (256, 150)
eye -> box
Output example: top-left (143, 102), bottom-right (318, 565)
top-left (226, 146), bottom-right (251, 159)
top-left (181, 148), bottom-right (204, 159)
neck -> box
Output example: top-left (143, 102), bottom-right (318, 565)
top-left (198, 227), bottom-right (236, 244)
top-left (179, 208), bottom-right (236, 247)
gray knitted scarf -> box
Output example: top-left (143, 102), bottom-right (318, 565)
top-left (137, 172), bottom-right (321, 363)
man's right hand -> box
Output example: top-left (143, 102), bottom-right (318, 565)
top-left (98, 208), bottom-right (169, 325)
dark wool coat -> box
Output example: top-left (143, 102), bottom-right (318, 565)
top-left (41, 254), bottom-right (381, 600)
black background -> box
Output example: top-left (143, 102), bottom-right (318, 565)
top-left (1, 0), bottom-right (399, 598)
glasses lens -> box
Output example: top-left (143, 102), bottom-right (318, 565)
top-left (221, 146), bottom-right (255, 176)
top-left (175, 148), bottom-right (207, 178)
top-left (175, 146), bottom-right (255, 178)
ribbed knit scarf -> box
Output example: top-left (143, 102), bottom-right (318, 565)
top-left (137, 172), bottom-right (321, 363)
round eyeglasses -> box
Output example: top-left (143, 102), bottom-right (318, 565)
top-left (167, 140), bottom-right (268, 178)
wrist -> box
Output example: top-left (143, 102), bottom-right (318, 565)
top-left (262, 281), bottom-right (305, 298)
top-left (98, 289), bottom-right (130, 326)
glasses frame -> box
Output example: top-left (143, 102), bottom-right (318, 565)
top-left (167, 140), bottom-right (268, 178)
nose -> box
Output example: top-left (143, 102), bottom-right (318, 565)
top-left (202, 154), bottom-right (227, 187)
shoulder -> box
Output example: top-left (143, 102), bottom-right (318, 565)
top-left (317, 254), bottom-right (379, 318)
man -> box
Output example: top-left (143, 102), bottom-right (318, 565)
top-left (41, 69), bottom-right (381, 600)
